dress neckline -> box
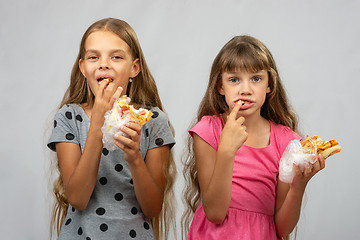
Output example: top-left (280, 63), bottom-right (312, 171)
top-left (219, 114), bottom-right (273, 150)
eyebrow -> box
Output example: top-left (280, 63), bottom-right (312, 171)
top-left (225, 70), bottom-right (266, 75)
top-left (85, 49), bottom-right (127, 54)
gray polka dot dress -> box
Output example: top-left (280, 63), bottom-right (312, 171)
top-left (48, 104), bottom-right (175, 240)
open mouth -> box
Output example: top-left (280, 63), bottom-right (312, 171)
top-left (97, 77), bottom-right (113, 83)
top-left (235, 99), bottom-right (251, 105)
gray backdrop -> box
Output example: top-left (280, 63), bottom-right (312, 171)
top-left (1, 0), bottom-right (359, 239)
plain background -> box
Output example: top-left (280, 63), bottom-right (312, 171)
top-left (1, 0), bottom-right (359, 239)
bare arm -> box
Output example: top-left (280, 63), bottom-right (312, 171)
top-left (195, 104), bottom-right (248, 223)
top-left (194, 134), bottom-right (234, 223)
top-left (275, 154), bottom-right (326, 237)
top-left (114, 122), bottom-right (169, 218)
top-left (56, 81), bottom-right (122, 210)
top-left (56, 127), bottom-right (102, 210)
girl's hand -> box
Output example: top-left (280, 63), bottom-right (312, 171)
top-left (113, 121), bottom-right (143, 164)
top-left (92, 80), bottom-right (123, 125)
top-left (219, 103), bottom-right (248, 155)
top-left (290, 154), bottom-right (326, 193)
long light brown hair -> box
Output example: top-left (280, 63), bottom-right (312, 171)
top-left (50, 18), bottom-right (177, 240)
top-left (181, 35), bottom-right (298, 239)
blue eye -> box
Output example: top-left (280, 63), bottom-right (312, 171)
top-left (229, 78), bottom-right (239, 83)
top-left (252, 76), bottom-right (261, 82)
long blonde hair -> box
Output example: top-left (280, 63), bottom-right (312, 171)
top-left (50, 18), bottom-right (177, 240)
top-left (181, 35), bottom-right (298, 239)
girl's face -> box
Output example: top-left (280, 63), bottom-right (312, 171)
top-left (79, 30), bottom-right (140, 95)
top-left (218, 69), bottom-right (271, 117)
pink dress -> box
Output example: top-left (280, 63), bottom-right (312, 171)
top-left (187, 115), bottom-right (301, 240)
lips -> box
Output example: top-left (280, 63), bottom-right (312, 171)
top-left (235, 99), bottom-right (252, 105)
top-left (96, 76), bottom-right (113, 83)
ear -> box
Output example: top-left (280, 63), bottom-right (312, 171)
top-left (266, 86), bottom-right (271, 93)
top-left (218, 82), bottom-right (225, 95)
top-left (130, 58), bottom-right (141, 78)
top-left (79, 59), bottom-right (86, 78)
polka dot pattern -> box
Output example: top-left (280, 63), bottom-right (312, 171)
top-left (75, 114), bottom-right (83, 122)
top-left (65, 111), bottom-right (72, 120)
top-left (131, 207), bottom-right (138, 215)
top-left (115, 164), bottom-right (123, 172)
top-left (65, 218), bottom-right (71, 225)
top-left (100, 223), bottom-right (108, 232)
top-left (66, 133), bottom-right (75, 140)
top-left (129, 229), bottom-right (137, 238)
top-left (144, 222), bottom-right (150, 230)
top-left (155, 138), bottom-right (164, 146)
top-left (48, 105), bottom-right (175, 238)
top-left (151, 111), bottom-right (159, 118)
top-left (96, 207), bottom-right (105, 216)
top-left (114, 193), bottom-right (123, 201)
top-left (99, 177), bottom-right (107, 185)
top-left (78, 227), bottom-right (83, 235)
top-left (102, 148), bottom-right (109, 156)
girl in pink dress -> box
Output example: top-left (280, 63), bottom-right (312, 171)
top-left (182, 35), bottom-right (326, 240)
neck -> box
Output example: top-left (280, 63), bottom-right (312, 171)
top-left (222, 111), bottom-right (271, 148)
top-left (243, 114), bottom-right (268, 133)
top-left (222, 111), bottom-right (269, 134)
top-left (81, 103), bottom-right (92, 119)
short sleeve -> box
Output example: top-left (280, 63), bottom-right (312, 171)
top-left (47, 105), bottom-right (81, 152)
top-left (189, 115), bottom-right (223, 150)
top-left (146, 108), bottom-right (175, 150)
top-left (273, 122), bottom-right (302, 157)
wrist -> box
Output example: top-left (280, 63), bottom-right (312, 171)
top-left (127, 155), bottom-right (144, 168)
top-left (217, 146), bottom-right (236, 160)
top-left (288, 186), bottom-right (306, 199)
top-left (88, 123), bottom-right (103, 140)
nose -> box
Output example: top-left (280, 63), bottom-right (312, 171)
top-left (240, 80), bottom-right (252, 95)
top-left (99, 59), bottom-right (110, 70)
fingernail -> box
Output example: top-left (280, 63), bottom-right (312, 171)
top-left (114, 133), bottom-right (118, 138)
top-left (118, 86), bottom-right (123, 91)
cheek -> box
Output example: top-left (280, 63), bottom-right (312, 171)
top-left (116, 65), bottom-right (132, 78)
top-left (223, 89), bottom-right (236, 106)
top-left (258, 88), bottom-right (269, 102)
top-left (87, 81), bottom-right (99, 95)
top-left (83, 65), bottom-right (97, 79)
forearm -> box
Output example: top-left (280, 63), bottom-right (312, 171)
top-left (63, 125), bottom-right (103, 210)
top-left (128, 157), bottom-right (165, 218)
top-left (201, 149), bottom-right (234, 223)
top-left (275, 188), bottom-right (305, 237)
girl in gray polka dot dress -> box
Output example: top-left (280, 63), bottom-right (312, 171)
top-left (48, 18), bottom-right (176, 240)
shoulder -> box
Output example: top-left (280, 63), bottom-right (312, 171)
top-left (55, 104), bottom-right (85, 121)
top-left (146, 107), bottom-right (172, 130)
top-left (148, 107), bottom-right (169, 123)
top-left (271, 122), bottom-right (301, 139)
top-left (189, 115), bottom-right (223, 135)
top-left (189, 115), bottom-right (223, 150)
top-left (48, 104), bottom-right (85, 151)
top-left (144, 107), bottom-right (175, 149)
top-left (271, 121), bottom-right (301, 155)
